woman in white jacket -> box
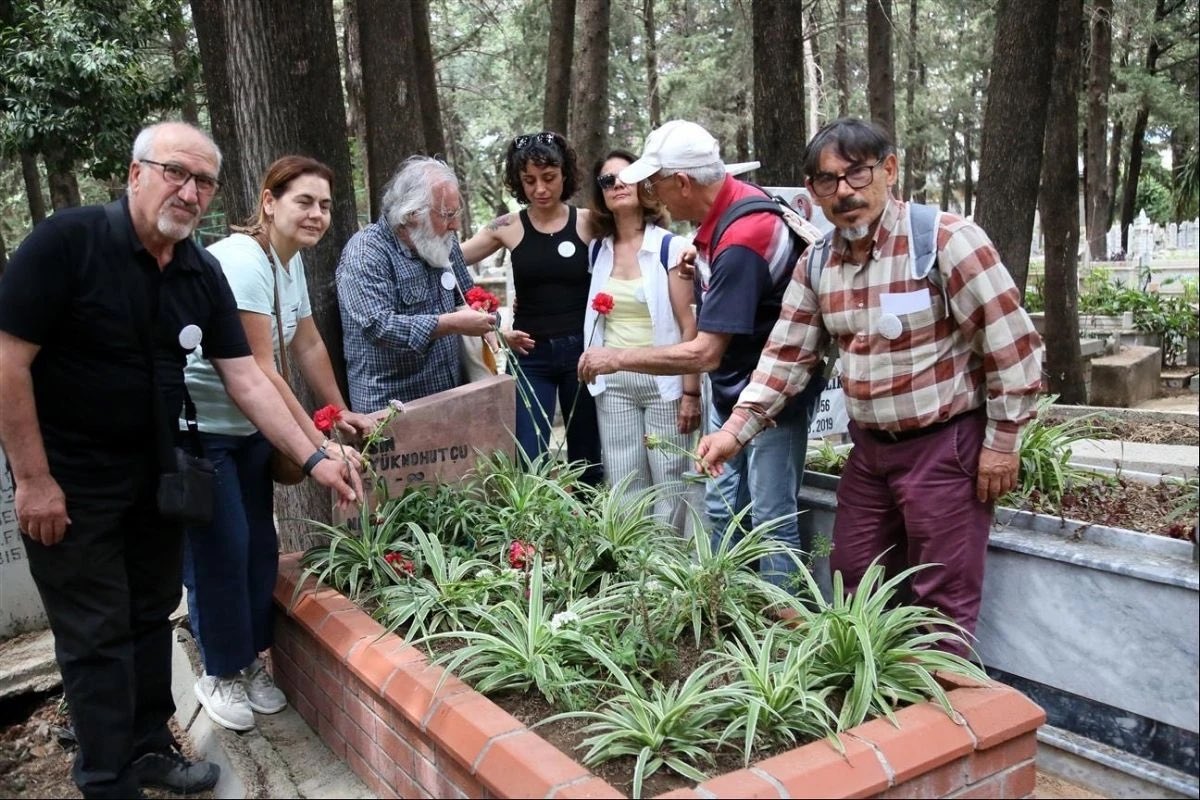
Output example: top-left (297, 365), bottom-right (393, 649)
top-left (584, 149), bottom-right (701, 529)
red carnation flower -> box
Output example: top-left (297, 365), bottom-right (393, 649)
top-left (507, 540), bottom-right (537, 570)
top-left (384, 551), bottom-right (415, 576)
top-left (465, 286), bottom-right (500, 313)
top-left (591, 292), bottom-right (615, 315)
top-left (313, 404), bottom-right (343, 434)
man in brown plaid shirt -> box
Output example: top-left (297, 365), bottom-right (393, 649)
top-left (697, 118), bottom-right (1043, 651)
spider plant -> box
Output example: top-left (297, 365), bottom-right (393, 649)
top-left (298, 494), bottom-right (413, 601)
top-left (805, 439), bottom-right (851, 476)
top-left (1006, 396), bottom-right (1101, 506)
top-left (808, 559), bottom-right (990, 731)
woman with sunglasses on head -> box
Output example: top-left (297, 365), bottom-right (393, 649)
top-left (583, 150), bottom-right (701, 530)
top-left (181, 155), bottom-right (374, 732)
top-left (461, 131), bottom-right (602, 484)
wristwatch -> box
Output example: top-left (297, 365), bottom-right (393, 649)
top-left (301, 450), bottom-right (328, 477)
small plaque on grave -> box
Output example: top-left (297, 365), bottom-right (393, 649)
top-left (0, 445), bottom-right (48, 637)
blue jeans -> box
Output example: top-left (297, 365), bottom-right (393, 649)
top-left (509, 332), bottom-right (603, 485)
top-left (706, 403), bottom-right (811, 589)
top-left (182, 431), bottom-right (277, 677)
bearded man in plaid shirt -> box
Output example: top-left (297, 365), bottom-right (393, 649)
top-left (697, 118), bottom-right (1044, 651)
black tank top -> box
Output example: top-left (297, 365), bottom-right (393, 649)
top-left (510, 206), bottom-right (591, 338)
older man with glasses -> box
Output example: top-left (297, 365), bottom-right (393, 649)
top-left (337, 155), bottom-right (497, 411)
top-left (697, 117), bottom-right (1044, 652)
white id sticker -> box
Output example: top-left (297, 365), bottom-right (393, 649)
top-left (557, 241), bottom-right (576, 259)
top-left (178, 324), bottom-right (202, 350)
top-left (440, 271), bottom-right (457, 291)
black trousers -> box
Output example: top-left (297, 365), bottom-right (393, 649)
top-left (22, 462), bottom-right (181, 799)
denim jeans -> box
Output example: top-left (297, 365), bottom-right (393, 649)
top-left (706, 404), bottom-right (812, 589)
top-left (182, 431), bottom-right (277, 677)
top-left (509, 332), bottom-right (603, 485)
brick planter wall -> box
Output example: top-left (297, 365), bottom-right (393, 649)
top-left (273, 554), bottom-right (1046, 799)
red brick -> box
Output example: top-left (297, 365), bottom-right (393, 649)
top-left (344, 689), bottom-right (380, 741)
top-left (879, 758), bottom-right (967, 798)
top-left (935, 671), bottom-right (994, 691)
top-left (316, 608), bottom-right (387, 662)
top-left (967, 732), bottom-right (1037, 783)
top-left (314, 663), bottom-right (346, 711)
top-left (850, 702), bottom-right (974, 783)
top-left (696, 767), bottom-right (782, 798)
top-left (948, 688), bottom-right (1045, 750)
top-left (291, 593), bottom-right (334, 634)
top-left (346, 635), bottom-right (426, 692)
top-left (948, 773), bottom-right (1003, 799)
top-left (290, 690), bottom-right (317, 729)
top-left (651, 790), bottom-right (707, 799)
top-left (755, 735), bottom-right (890, 799)
top-left (413, 751), bottom-right (470, 799)
top-left (344, 747), bottom-right (380, 793)
top-left (317, 712), bottom-right (346, 760)
top-left (390, 764), bottom-right (422, 800)
top-left (548, 776), bottom-right (625, 798)
top-left (382, 661), bottom-right (470, 725)
top-left (475, 731), bottom-right (591, 798)
top-left (424, 691), bottom-right (526, 770)
top-left (1001, 761), bottom-right (1036, 798)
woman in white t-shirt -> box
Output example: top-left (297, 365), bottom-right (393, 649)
top-left (182, 156), bottom-right (373, 732)
top-left (583, 149), bottom-right (701, 530)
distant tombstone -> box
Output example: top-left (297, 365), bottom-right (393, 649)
top-left (1181, 220), bottom-right (1198, 250)
top-left (356, 375), bottom-right (517, 504)
top-left (1106, 225), bottom-right (1122, 259)
top-left (1167, 222), bottom-right (1179, 250)
top-left (0, 445), bottom-right (47, 638)
top-left (1133, 209), bottom-right (1154, 265)
top-left (807, 361), bottom-right (849, 439)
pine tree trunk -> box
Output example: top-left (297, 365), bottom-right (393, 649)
top-left (866, 0), bottom-right (895, 137)
top-left (356, 0), bottom-right (424, 218)
top-left (1084, 0), bottom-right (1113, 260)
top-left (44, 150), bottom-right (80, 210)
top-left (1119, 0), bottom-right (1168, 252)
top-left (835, 0), bottom-right (850, 117)
top-left (191, 0), bottom-right (358, 551)
top-left (341, 0), bottom-right (368, 186)
top-left (643, 0), bottom-right (661, 128)
top-left (962, 123), bottom-right (974, 217)
top-left (20, 153), bottom-right (46, 225)
top-left (411, 0), bottom-right (446, 158)
top-left (974, 0), bottom-right (1057, 296)
top-left (1039, 0), bottom-right (1087, 404)
top-left (901, 0), bottom-right (925, 202)
top-left (568, 0), bottom-right (610, 185)
top-left (752, 0), bottom-right (806, 185)
top-left (543, 0), bottom-right (576, 135)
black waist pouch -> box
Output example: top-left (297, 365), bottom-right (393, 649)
top-left (157, 447), bottom-right (215, 526)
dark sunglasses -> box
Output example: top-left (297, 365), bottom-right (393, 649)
top-left (596, 173), bottom-right (621, 191)
top-left (513, 131), bottom-right (559, 151)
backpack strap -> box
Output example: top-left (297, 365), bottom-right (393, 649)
top-left (588, 239), bottom-right (602, 271)
top-left (907, 202), bottom-right (949, 315)
top-left (658, 232), bottom-right (675, 270)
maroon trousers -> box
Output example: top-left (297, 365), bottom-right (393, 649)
top-left (832, 410), bottom-right (993, 656)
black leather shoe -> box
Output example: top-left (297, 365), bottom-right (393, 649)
top-left (132, 745), bottom-right (219, 794)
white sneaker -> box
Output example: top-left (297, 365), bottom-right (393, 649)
top-left (194, 674), bottom-right (254, 731)
top-left (241, 658), bottom-right (287, 714)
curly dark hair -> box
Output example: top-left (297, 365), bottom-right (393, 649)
top-left (588, 149), bottom-right (669, 241)
top-left (503, 131), bottom-right (579, 204)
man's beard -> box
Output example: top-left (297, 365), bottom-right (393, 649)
top-left (839, 224), bottom-right (872, 242)
top-left (410, 215), bottom-right (455, 267)
top-left (156, 200), bottom-right (200, 241)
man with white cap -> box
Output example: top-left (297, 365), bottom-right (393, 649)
top-left (578, 119), bottom-right (822, 598)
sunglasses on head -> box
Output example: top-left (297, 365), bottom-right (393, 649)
top-left (596, 173), bottom-right (622, 191)
top-left (513, 131), bottom-right (559, 151)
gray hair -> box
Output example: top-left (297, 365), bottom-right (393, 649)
top-left (670, 161), bottom-right (726, 187)
top-left (130, 122), bottom-right (223, 172)
top-left (381, 156), bottom-right (460, 229)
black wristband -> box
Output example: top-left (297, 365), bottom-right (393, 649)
top-left (301, 449), bottom-right (328, 477)
top-left (682, 390), bottom-right (701, 398)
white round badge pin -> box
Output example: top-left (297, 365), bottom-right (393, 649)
top-left (440, 271), bottom-right (457, 291)
top-left (178, 324), bottom-right (203, 351)
top-left (557, 241), bottom-right (576, 259)
top-left (877, 313), bottom-right (902, 340)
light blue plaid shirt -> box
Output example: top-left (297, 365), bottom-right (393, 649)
top-left (336, 217), bottom-right (476, 412)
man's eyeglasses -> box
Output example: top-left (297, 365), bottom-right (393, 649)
top-left (596, 173), bottom-right (621, 191)
top-left (513, 132), bottom-right (559, 151)
top-left (429, 206), bottom-right (461, 222)
top-left (140, 160), bottom-right (221, 196)
top-left (641, 172), bottom-right (675, 197)
top-left (808, 158), bottom-right (884, 198)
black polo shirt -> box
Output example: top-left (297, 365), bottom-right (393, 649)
top-left (0, 197), bottom-right (250, 481)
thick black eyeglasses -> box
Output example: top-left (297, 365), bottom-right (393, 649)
top-left (140, 159), bottom-right (221, 196)
top-left (809, 158), bottom-right (884, 198)
top-left (513, 131), bottom-right (559, 151)
top-left (596, 173), bottom-right (621, 191)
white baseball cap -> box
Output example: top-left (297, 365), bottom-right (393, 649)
top-left (619, 120), bottom-right (723, 184)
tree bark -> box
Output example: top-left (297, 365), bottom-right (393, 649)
top-left (1118, 0), bottom-right (1169, 251)
top-left (1084, 0), bottom-right (1113, 260)
top-left (20, 153), bottom-right (47, 225)
top-left (752, 0), bottom-right (806, 185)
top-left (1039, 0), bottom-right (1087, 404)
top-left (191, 0), bottom-right (358, 549)
top-left (802, 9), bottom-right (820, 138)
top-left (941, 126), bottom-right (956, 210)
top-left (356, 0), bottom-right (424, 219)
top-left (901, 0), bottom-right (926, 202)
top-left (341, 0), bottom-right (368, 185)
top-left (866, 0), bottom-right (895, 137)
top-left (410, 0), bottom-right (446, 158)
top-left (190, 0), bottom-right (248, 228)
top-left (643, 0), bottom-right (661, 129)
top-left (835, 0), bottom-right (850, 117)
top-left (568, 0), bottom-right (610, 184)
top-left (167, 6), bottom-right (199, 125)
top-left (543, 0), bottom-right (576, 135)
top-left (962, 122), bottom-right (974, 217)
top-left (44, 149), bottom-right (81, 210)
top-left (974, 0), bottom-right (1057, 296)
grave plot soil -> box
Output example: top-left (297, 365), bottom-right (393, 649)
top-left (0, 691), bottom-right (212, 800)
top-left (1016, 477), bottom-right (1196, 540)
top-left (1060, 413), bottom-right (1199, 447)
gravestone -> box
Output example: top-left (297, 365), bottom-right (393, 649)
top-left (0, 445), bottom-right (47, 638)
top-left (358, 375), bottom-right (517, 502)
top-left (807, 360), bottom-right (849, 439)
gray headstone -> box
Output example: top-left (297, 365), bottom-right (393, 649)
top-left (0, 445), bottom-right (48, 638)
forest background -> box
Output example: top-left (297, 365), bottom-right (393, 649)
top-left (1, 0), bottom-right (1197, 543)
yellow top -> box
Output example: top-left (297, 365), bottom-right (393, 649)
top-left (600, 276), bottom-right (653, 349)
